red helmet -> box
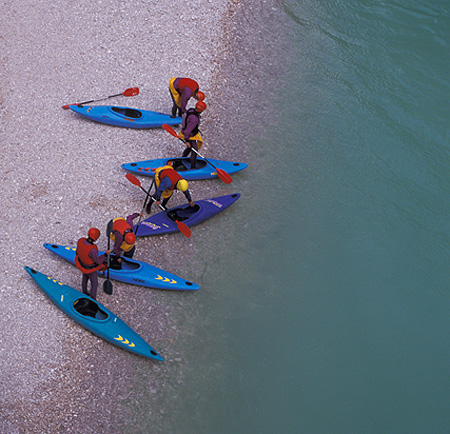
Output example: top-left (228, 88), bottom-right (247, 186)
top-left (88, 228), bottom-right (100, 241)
top-left (195, 101), bottom-right (207, 113)
top-left (124, 232), bottom-right (136, 245)
top-left (196, 91), bottom-right (205, 101)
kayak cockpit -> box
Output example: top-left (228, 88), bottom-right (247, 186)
top-left (110, 107), bottom-right (142, 119)
top-left (169, 158), bottom-right (207, 172)
top-left (73, 298), bottom-right (108, 320)
top-left (167, 204), bottom-right (200, 222)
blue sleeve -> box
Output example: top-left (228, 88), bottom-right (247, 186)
top-left (155, 177), bottom-right (172, 200)
top-left (184, 189), bottom-right (192, 202)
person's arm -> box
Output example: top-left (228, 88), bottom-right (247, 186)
top-left (126, 212), bottom-right (140, 226)
top-left (88, 248), bottom-right (107, 265)
top-left (154, 177), bottom-right (172, 201)
top-left (112, 231), bottom-right (124, 256)
top-left (183, 189), bottom-right (193, 205)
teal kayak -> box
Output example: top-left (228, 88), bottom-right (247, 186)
top-left (44, 243), bottom-right (199, 291)
top-left (121, 157), bottom-right (248, 180)
top-left (24, 266), bottom-right (163, 361)
top-left (69, 105), bottom-right (181, 128)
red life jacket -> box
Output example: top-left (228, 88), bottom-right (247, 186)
top-left (110, 218), bottom-right (135, 252)
top-left (75, 238), bottom-right (106, 274)
top-left (112, 217), bottom-right (132, 235)
top-left (158, 167), bottom-right (183, 190)
top-left (177, 78), bottom-right (199, 94)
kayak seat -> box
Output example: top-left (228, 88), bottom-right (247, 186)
top-left (168, 204), bottom-right (200, 222)
top-left (74, 298), bottom-right (101, 318)
top-left (111, 107), bottom-right (142, 119)
top-left (170, 159), bottom-right (189, 172)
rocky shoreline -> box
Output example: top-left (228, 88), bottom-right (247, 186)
top-left (0, 1), bottom-right (242, 432)
top-left (0, 0), bottom-right (292, 430)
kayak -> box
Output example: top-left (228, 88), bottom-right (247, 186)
top-left (24, 266), bottom-right (163, 361)
top-left (121, 157), bottom-right (248, 181)
top-left (69, 105), bottom-right (181, 128)
top-left (136, 193), bottom-right (240, 236)
top-left (44, 243), bottom-right (199, 291)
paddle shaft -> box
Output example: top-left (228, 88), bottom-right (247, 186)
top-left (62, 87), bottom-right (139, 109)
top-left (125, 173), bottom-right (191, 237)
top-left (135, 179), bottom-right (154, 233)
top-left (162, 124), bottom-right (232, 184)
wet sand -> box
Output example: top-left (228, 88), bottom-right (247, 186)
top-left (0, 1), bottom-right (241, 432)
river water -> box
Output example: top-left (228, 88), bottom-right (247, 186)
top-left (149, 0), bottom-right (450, 433)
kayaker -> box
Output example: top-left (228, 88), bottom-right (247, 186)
top-left (75, 228), bottom-right (110, 300)
top-left (108, 213), bottom-right (142, 269)
top-left (179, 101), bottom-right (207, 169)
top-left (146, 165), bottom-right (194, 213)
top-left (169, 77), bottom-right (205, 117)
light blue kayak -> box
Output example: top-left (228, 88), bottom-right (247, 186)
top-left (69, 105), bottom-right (181, 128)
top-left (44, 243), bottom-right (199, 291)
top-left (121, 157), bottom-right (248, 180)
top-left (24, 266), bottom-right (163, 361)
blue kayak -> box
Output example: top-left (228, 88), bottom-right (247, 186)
top-left (136, 193), bottom-right (240, 236)
top-left (24, 266), bottom-right (163, 361)
top-left (44, 243), bottom-right (199, 291)
top-left (121, 157), bottom-right (248, 181)
top-left (69, 105), bottom-right (181, 128)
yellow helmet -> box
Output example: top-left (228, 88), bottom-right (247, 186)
top-left (177, 179), bottom-right (189, 192)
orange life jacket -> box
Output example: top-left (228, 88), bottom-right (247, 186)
top-left (75, 238), bottom-right (106, 274)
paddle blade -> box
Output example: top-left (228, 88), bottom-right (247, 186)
top-left (123, 87), bottom-right (139, 97)
top-left (163, 123), bottom-right (179, 139)
top-left (125, 173), bottom-right (141, 187)
top-left (62, 104), bottom-right (73, 110)
top-left (103, 279), bottom-right (113, 295)
top-left (176, 220), bottom-right (192, 238)
top-left (216, 168), bottom-right (233, 184)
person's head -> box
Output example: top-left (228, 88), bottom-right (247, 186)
top-left (88, 227), bottom-right (100, 241)
top-left (124, 232), bottom-right (136, 245)
top-left (176, 179), bottom-right (189, 192)
top-left (195, 101), bottom-right (207, 113)
top-left (195, 91), bottom-right (205, 101)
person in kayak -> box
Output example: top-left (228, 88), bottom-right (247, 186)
top-left (146, 165), bottom-right (194, 213)
top-left (169, 77), bottom-right (205, 117)
top-left (75, 228), bottom-right (110, 300)
top-left (108, 213), bottom-right (142, 269)
top-left (179, 101), bottom-right (207, 169)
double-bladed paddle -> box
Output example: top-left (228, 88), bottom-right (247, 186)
top-left (62, 87), bottom-right (139, 110)
top-left (162, 123), bottom-right (233, 184)
top-left (125, 173), bottom-right (192, 238)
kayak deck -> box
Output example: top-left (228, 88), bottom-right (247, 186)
top-left (24, 266), bottom-right (163, 361)
top-left (121, 157), bottom-right (248, 180)
top-left (44, 243), bottom-right (200, 291)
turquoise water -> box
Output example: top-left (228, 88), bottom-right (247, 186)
top-left (160, 1), bottom-right (450, 433)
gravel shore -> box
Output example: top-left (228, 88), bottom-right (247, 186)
top-left (0, 0), bottom-right (291, 431)
top-left (0, 1), bottom-right (240, 432)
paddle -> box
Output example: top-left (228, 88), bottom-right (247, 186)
top-left (135, 177), bottom-right (155, 232)
top-left (162, 123), bottom-right (233, 184)
top-left (125, 173), bottom-right (192, 238)
top-left (103, 221), bottom-right (113, 295)
top-left (62, 87), bottom-right (139, 109)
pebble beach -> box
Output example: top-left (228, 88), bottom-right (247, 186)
top-left (0, 0), bottom-right (288, 431)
